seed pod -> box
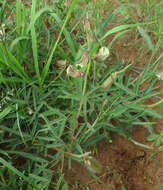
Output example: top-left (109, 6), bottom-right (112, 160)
top-left (96, 46), bottom-right (110, 62)
top-left (84, 156), bottom-right (102, 174)
top-left (102, 72), bottom-right (118, 89)
top-left (66, 65), bottom-right (84, 77)
top-left (57, 60), bottom-right (67, 69)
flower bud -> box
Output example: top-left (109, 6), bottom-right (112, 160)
top-left (156, 71), bottom-right (163, 80)
top-left (27, 107), bottom-right (34, 115)
top-left (57, 60), bottom-right (67, 68)
top-left (96, 46), bottom-right (110, 61)
top-left (76, 50), bottom-right (89, 68)
top-left (66, 65), bottom-right (84, 77)
top-left (102, 72), bottom-right (117, 89)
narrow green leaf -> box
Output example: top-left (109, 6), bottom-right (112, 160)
top-left (100, 22), bottom-right (153, 41)
top-left (108, 30), bottom-right (130, 49)
top-left (9, 36), bottom-right (29, 52)
top-left (112, 105), bottom-right (128, 117)
top-left (0, 125), bottom-right (31, 138)
top-left (27, 6), bottom-right (52, 34)
top-left (96, 5), bottom-right (124, 36)
top-left (121, 186), bottom-right (126, 190)
top-left (41, 0), bottom-right (78, 84)
top-left (50, 13), bottom-right (76, 57)
top-left (31, 25), bottom-right (41, 84)
top-left (130, 138), bottom-right (153, 149)
top-left (56, 174), bottom-right (64, 190)
top-left (6, 151), bottom-right (48, 163)
top-left (16, 0), bottom-right (21, 35)
top-left (145, 109), bottom-right (162, 118)
top-left (0, 157), bottom-right (28, 181)
top-left (0, 77), bottom-right (23, 83)
top-left (16, 0), bottom-right (22, 62)
top-left (0, 106), bottom-right (12, 120)
top-left (29, 174), bottom-right (49, 183)
top-left (0, 44), bottom-right (30, 82)
top-left (158, 179), bottom-right (163, 190)
top-left (137, 26), bottom-right (154, 52)
top-left (0, 1), bottom-right (7, 23)
top-left (135, 52), bottom-right (155, 93)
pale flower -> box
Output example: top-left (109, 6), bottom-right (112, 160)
top-left (96, 46), bottom-right (110, 61)
top-left (156, 71), bottom-right (163, 80)
top-left (66, 65), bottom-right (84, 77)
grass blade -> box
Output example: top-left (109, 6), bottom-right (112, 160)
top-left (50, 13), bottom-right (76, 57)
top-left (108, 30), bottom-right (130, 49)
top-left (96, 5), bottom-right (124, 36)
top-left (56, 174), bottom-right (64, 190)
top-left (0, 44), bottom-right (30, 82)
top-left (100, 22), bottom-right (153, 41)
top-left (158, 179), bottom-right (163, 190)
top-left (137, 26), bottom-right (155, 52)
top-left (0, 106), bottom-right (12, 120)
top-left (41, 0), bottom-right (78, 84)
top-left (31, 25), bottom-right (41, 84)
top-left (0, 157), bottom-right (28, 181)
top-left (9, 36), bottom-right (29, 52)
top-left (27, 6), bottom-right (52, 34)
top-left (6, 150), bottom-right (48, 163)
top-left (16, 0), bottom-right (21, 35)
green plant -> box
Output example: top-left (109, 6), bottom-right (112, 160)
top-left (0, 167), bottom-right (26, 190)
top-left (114, 0), bottom-right (163, 50)
top-left (147, 130), bottom-right (163, 147)
top-left (121, 186), bottom-right (127, 190)
top-left (158, 178), bottom-right (163, 190)
top-left (0, 0), bottom-right (162, 189)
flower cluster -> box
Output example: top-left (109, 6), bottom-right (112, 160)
top-left (66, 46), bottom-right (110, 78)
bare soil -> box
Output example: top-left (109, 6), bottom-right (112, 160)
top-left (64, 125), bottom-right (163, 190)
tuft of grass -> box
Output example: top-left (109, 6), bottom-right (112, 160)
top-left (0, 0), bottom-right (162, 189)
top-left (114, 0), bottom-right (163, 50)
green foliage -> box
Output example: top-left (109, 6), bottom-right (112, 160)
top-left (114, 0), bottom-right (163, 50)
top-left (0, 0), bottom-right (162, 189)
top-left (121, 186), bottom-right (127, 190)
top-left (0, 167), bottom-right (26, 190)
top-left (147, 130), bottom-right (163, 146)
top-left (158, 179), bottom-right (163, 190)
